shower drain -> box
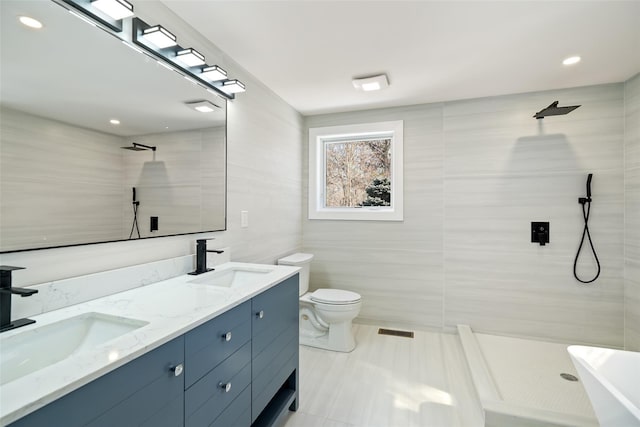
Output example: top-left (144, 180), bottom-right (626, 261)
top-left (560, 373), bottom-right (579, 382)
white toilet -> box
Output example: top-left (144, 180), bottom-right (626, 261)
top-left (277, 253), bottom-right (362, 352)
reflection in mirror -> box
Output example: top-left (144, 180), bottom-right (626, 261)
top-left (0, 0), bottom-right (227, 252)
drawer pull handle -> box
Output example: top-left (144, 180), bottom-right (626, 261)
top-left (219, 382), bottom-right (232, 393)
top-left (170, 364), bottom-right (184, 377)
top-left (256, 310), bottom-right (264, 319)
top-left (223, 331), bottom-right (232, 342)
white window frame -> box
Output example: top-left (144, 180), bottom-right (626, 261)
top-left (308, 120), bottom-right (403, 221)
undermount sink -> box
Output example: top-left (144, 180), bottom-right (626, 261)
top-left (568, 345), bottom-right (640, 427)
top-left (188, 265), bottom-right (275, 288)
top-left (0, 312), bottom-right (148, 385)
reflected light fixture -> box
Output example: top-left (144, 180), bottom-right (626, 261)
top-left (201, 65), bottom-right (227, 82)
top-left (91, 0), bottom-right (134, 20)
top-left (110, 119), bottom-right (121, 125)
top-left (185, 100), bottom-right (220, 113)
top-left (352, 74), bottom-right (389, 91)
top-left (562, 56), bottom-right (581, 66)
top-left (221, 79), bottom-right (246, 94)
top-left (18, 16), bottom-right (43, 29)
top-left (176, 48), bottom-right (205, 67)
top-left (142, 25), bottom-right (177, 48)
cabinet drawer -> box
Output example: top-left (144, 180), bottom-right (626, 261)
top-left (185, 341), bottom-right (251, 427)
top-left (251, 276), bottom-right (298, 359)
top-left (185, 301), bottom-right (251, 388)
top-left (9, 336), bottom-right (184, 427)
top-left (210, 385), bottom-right (251, 427)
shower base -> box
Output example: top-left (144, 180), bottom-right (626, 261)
top-left (457, 325), bottom-right (598, 427)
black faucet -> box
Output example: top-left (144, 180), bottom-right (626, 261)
top-left (1, 266), bottom-right (38, 333)
top-left (188, 239), bottom-right (224, 275)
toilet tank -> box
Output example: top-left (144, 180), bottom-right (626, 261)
top-left (277, 253), bottom-right (314, 296)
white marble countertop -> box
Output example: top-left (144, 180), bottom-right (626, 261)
top-left (0, 262), bottom-right (300, 426)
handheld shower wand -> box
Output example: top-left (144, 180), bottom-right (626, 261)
top-left (129, 187), bottom-right (141, 239)
top-left (573, 173), bottom-right (600, 283)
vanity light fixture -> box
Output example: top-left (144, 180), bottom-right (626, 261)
top-left (175, 48), bottom-right (205, 67)
top-left (132, 17), bottom-right (242, 99)
top-left (352, 74), bottom-right (389, 91)
top-left (200, 65), bottom-right (228, 82)
top-left (562, 56), bottom-right (581, 66)
top-left (18, 16), bottom-right (43, 29)
top-left (185, 100), bottom-right (220, 113)
top-left (221, 79), bottom-right (246, 94)
top-left (142, 25), bottom-right (177, 49)
top-left (91, 0), bottom-right (134, 20)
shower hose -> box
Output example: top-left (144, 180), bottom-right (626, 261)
top-left (573, 199), bottom-right (601, 284)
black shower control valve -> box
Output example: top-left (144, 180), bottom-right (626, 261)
top-left (531, 222), bottom-right (549, 246)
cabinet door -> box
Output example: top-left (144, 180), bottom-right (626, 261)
top-left (8, 337), bottom-right (185, 427)
top-left (251, 275), bottom-right (299, 422)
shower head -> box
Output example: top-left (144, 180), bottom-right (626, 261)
top-left (120, 142), bottom-right (156, 152)
top-left (533, 101), bottom-right (580, 119)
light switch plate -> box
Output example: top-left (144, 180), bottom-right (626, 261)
top-left (241, 210), bottom-right (249, 228)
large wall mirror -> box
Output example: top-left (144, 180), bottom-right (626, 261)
top-left (0, 0), bottom-right (227, 253)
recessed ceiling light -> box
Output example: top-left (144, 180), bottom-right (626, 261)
top-left (563, 56), bottom-right (581, 66)
top-left (185, 100), bottom-right (220, 113)
top-left (352, 74), bottom-right (389, 91)
top-left (18, 16), bottom-right (43, 29)
top-left (110, 119), bottom-right (120, 125)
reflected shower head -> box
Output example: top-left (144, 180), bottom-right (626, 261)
top-left (120, 142), bottom-right (156, 151)
top-left (534, 101), bottom-right (581, 119)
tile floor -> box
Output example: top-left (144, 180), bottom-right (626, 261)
top-left (283, 324), bottom-right (484, 427)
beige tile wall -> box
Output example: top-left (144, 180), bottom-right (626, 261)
top-left (304, 83), bottom-right (626, 346)
top-left (624, 73), bottom-right (640, 351)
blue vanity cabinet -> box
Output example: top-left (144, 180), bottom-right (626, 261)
top-left (8, 336), bottom-right (185, 427)
top-left (7, 273), bottom-right (300, 427)
top-left (184, 300), bottom-right (252, 427)
top-left (251, 275), bottom-right (299, 426)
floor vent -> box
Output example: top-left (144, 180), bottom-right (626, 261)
top-left (378, 328), bottom-right (414, 338)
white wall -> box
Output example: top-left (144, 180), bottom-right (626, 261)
top-left (0, 2), bottom-right (303, 286)
top-left (625, 73), bottom-right (640, 351)
top-left (304, 83), bottom-right (625, 347)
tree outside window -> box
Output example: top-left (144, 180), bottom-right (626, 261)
top-left (324, 138), bottom-right (391, 208)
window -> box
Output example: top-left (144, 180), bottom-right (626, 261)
top-left (308, 120), bottom-right (403, 221)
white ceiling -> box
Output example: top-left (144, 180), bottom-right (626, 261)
top-left (163, 1), bottom-right (640, 115)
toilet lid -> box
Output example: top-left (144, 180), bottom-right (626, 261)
top-left (310, 289), bottom-right (361, 305)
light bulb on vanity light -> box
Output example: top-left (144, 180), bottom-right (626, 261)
top-left (221, 79), bottom-right (246, 94)
top-left (200, 65), bottom-right (227, 82)
top-left (142, 25), bottom-right (177, 49)
top-left (175, 48), bottom-right (205, 67)
top-left (91, 0), bottom-right (134, 20)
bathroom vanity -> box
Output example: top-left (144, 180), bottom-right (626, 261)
top-left (1, 263), bottom-right (299, 427)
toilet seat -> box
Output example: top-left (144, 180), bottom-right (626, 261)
top-left (310, 289), bottom-right (361, 305)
